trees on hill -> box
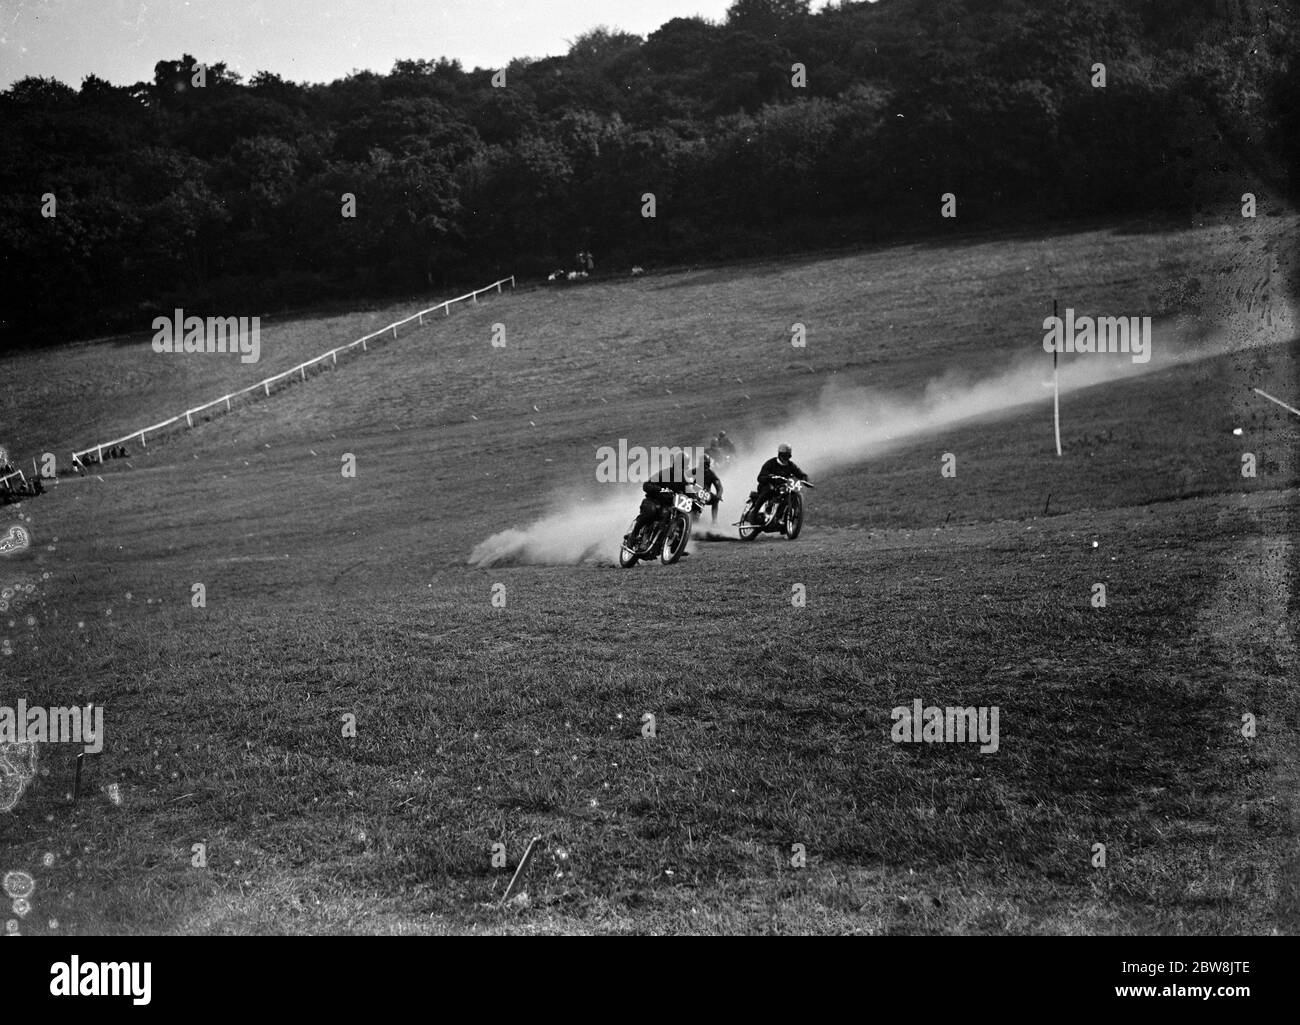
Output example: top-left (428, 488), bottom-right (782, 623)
top-left (0, 0), bottom-right (1294, 346)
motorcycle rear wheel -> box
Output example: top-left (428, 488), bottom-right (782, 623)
top-left (738, 504), bottom-right (762, 541)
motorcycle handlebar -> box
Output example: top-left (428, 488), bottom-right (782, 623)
top-left (770, 476), bottom-right (814, 488)
top-left (653, 485), bottom-right (703, 496)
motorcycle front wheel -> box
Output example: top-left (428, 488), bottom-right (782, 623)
top-left (619, 524), bottom-right (641, 567)
top-left (661, 513), bottom-right (690, 564)
top-left (785, 492), bottom-right (804, 540)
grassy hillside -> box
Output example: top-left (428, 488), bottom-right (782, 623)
top-left (0, 213), bottom-right (1296, 934)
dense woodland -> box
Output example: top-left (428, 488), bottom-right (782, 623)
top-left (1, 0), bottom-right (1296, 346)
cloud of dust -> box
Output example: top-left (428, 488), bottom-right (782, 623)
top-left (467, 320), bottom-right (1237, 568)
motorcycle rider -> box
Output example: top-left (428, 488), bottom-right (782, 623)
top-left (707, 430), bottom-right (736, 464)
top-left (629, 449), bottom-right (694, 544)
top-left (698, 454), bottom-right (724, 524)
top-left (749, 443), bottom-right (808, 523)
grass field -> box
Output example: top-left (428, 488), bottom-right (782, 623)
top-left (1, 214), bottom-right (1297, 934)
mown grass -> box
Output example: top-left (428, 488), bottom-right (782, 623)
top-left (0, 214), bottom-right (1296, 934)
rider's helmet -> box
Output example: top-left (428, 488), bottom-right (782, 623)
top-left (702, 454), bottom-right (712, 470)
top-left (667, 449), bottom-right (691, 483)
top-left (777, 443), bottom-right (792, 461)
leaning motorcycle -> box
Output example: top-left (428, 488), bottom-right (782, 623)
top-left (737, 476), bottom-right (815, 541)
top-left (619, 484), bottom-right (706, 567)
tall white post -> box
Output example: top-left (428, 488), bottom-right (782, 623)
top-left (1052, 299), bottom-right (1062, 458)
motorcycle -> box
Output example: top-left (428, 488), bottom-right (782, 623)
top-left (704, 445), bottom-right (735, 469)
top-left (619, 483), bottom-right (707, 567)
top-left (737, 476), bottom-right (814, 541)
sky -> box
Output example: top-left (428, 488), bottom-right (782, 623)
top-left (0, 0), bottom-right (742, 90)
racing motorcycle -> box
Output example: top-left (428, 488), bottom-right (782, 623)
top-left (704, 445), bottom-right (735, 469)
top-left (737, 476), bottom-right (815, 541)
top-left (619, 483), bottom-right (707, 567)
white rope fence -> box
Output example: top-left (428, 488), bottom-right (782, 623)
top-left (70, 276), bottom-right (515, 468)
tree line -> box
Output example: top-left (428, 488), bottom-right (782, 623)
top-left (1, 0), bottom-right (1295, 347)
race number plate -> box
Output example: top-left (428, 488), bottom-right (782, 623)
top-left (673, 494), bottom-right (693, 512)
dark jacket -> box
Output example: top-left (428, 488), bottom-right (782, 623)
top-left (643, 461), bottom-right (692, 496)
top-left (758, 456), bottom-right (807, 485)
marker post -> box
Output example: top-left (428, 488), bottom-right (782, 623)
top-left (1053, 299), bottom-right (1062, 457)
top-left (500, 835), bottom-right (543, 905)
top-left (1253, 388), bottom-right (1300, 419)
